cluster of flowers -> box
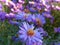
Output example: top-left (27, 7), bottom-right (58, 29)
top-left (0, 0), bottom-right (60, 45)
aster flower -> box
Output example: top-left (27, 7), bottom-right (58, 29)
top-left (6, 1), bottom-right (15, 8)
top-left (29, 7), bottom-right (38, 13)
top-left (33, 0), bottom-right (41, 3)
top-left (42, 12), bottom-right (54, 24)
top-left (15, 12), bottom-right (32, 21)
top-left (11, 36), bottom-right (21, 43)
top-left (16, 3), bottom-right (24, 11)
top-left (9, 20), bottom-right (20, 25)
top-left (5, 13), bottom-right (15, 20)
top-left (31, 14), bottom-right (46, 27)
top-left (11, 0), bottom-right (18, 3)
top-left (5, 13), bottom-right (18, 25)
top-left (37, 4), bottom-right (44, 11)
top-left (44, 5), bottom-right (51, 12)
top-left (15, 12), bottom-right (26, 21)
top-left (18, 22), bottom-right (43, 45)
top-left (25, 14), bottom-right (33, 22)
top-left (42, 12), bottom-right (53, 19)
top-left (38, 27), bottom-right (48, 37)
top-left (0, 11), bottom-right (6, 21)
top-left (54, 27), bottom-right (60, 33)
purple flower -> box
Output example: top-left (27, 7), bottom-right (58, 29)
top-left (11, 36), bottom-right (20, 42)
top-left (29, 7), bottom-right (38, 13)
top-left (15, 12), bottom-right (26, 20)
top-left (18, 22), bottom-right (43, 45)
top-left (31, 14), bottom-right (46, 26)
top-left (54, 0), bottom-right (60, 2)
top-left (15, 12), bottom-right (32, 22)
top-left (5, 13), bottom-right (15, 20)
top-left (11, 0), bottom-right (18, 3)
top-left (33, 0), bottom-right (40, 3)
top-left (50, 17), bottom-right (54, 24)
top-left (42, 12), bottom-right (53, 19)
top-left (0, 3), bottom-right (3, 11)
top-left (54, 42), bottom-right (60, 45)
top-left (25, 14), bottom-right (33, 22)
top-left (0, 11), bottom-right (6, 21)
top-left (38, 27), bottom-right (48, 36)
top-left (9, 20), bottom-right (20, 25)
top-left (36, 4), bottom-right (44, 11)
top-left (16, 3), bottom-right (24, 11)
top-left (42, 12), bottom-right (54, 24)
top-left (54, 27), bottom-right (60, 33)
top-left (0, 0), bottom-right (6, 2)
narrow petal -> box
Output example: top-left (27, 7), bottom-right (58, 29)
top-left (23, 22), bottom-right (28, 30)
top-left (33, 37), bottom-right (43, 43)
top-left (19, 26), bottom-right (26, 31)
top-left (19, 30), bottom-right (26, 34)
top-left (19, 35), bottom-right (25, 39)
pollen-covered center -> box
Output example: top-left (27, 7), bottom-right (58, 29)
top-left (36, 18), bottom-right (41, 25)
top-left (24, 9), bottom-right (30, 13)
top-left (27, 29), bottom-right (34, 36)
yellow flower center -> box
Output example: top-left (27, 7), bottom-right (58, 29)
top-left (27, 29), bottom-right (34, 36)
top-left (24, 9), bottom-right (30, 13)
top-left (36, 18), bottom-right (42, 26)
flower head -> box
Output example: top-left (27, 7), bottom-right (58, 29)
top-left (5, 13), bottom-right (15, 20)
top-left (15, 12), bottom-right (26, 21)
top-left (0, 11), bottom-right (6, 21)
top-left (42, 12), bottom-right (53, 18)
top-left (29, 7), bottom-right (38, 13)
top-left (18, 22), bottom-right (43, 45)
top-left (31, 14), bottom-right (46, 26)
top-left (11, 0), bottom-right (18, 3)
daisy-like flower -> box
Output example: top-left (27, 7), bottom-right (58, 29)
top-left (31, 14), bottom-right (46, 27)
top-left (25, 13), bottom-right (33, 22)
top-left (0, 11), bottom-right (6, 21)
top-left (15, 12), bottom-right (26, 21)
top-left (5, 13), bottom-right (15, 20)
top-left (15, 12), bottom-right (32, 21)
top-left (18, 22), bottom-right (43, 45)
top-left (42, 12), bottom-right (54, 24)
top-left (42, 12), bottom-right (53, 19)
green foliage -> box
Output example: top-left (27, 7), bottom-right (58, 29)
top-left (43, 10), bottom-right (60, 45)
top-left (51, 10), bottom-right (60, 27)
top-left (0, 21), bottom-right (22, 45)
top-left (3, 5), bottom-right (11, 13)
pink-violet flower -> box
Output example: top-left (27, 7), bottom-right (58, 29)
top-left (18, 22), bottom-right (43, 45)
